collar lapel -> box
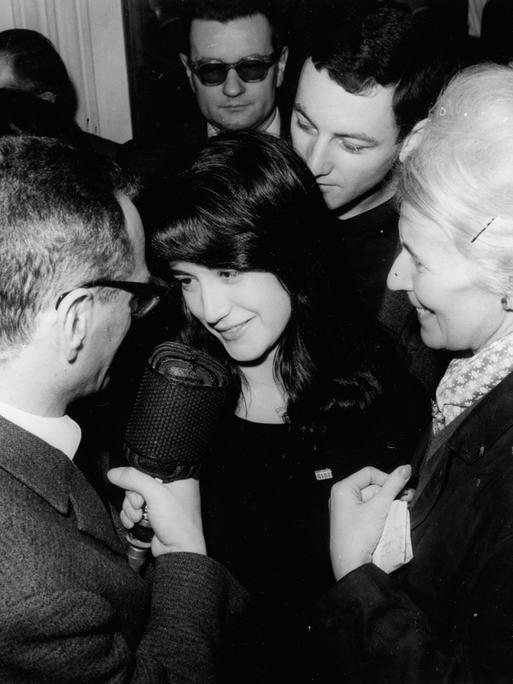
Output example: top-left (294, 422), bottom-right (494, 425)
top-left (0, 415), bottom-right (125, 555)
top-left (410, 370), bottom-right (513, 529)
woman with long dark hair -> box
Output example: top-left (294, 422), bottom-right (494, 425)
top-left (152, 130), bottom-right (426, 681)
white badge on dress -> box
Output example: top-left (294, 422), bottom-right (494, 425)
top-left (314, 468), bottom-right (333, 481)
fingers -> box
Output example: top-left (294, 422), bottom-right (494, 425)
top-left (108, 468), bottom-right (206, 556)
top-left (121, 491), bottom-right (144, 525)
top-left (379, 465), bottom-right (412, 503)
top-left (330, 464), bottom-right (412, 507)
top-left (125, 490), bottom-right (144, 509)
top-left (328, 465), bottom-right (412, 581)
top-left (107, 466), bottom-right (162, 501)
top-left (399, 487), bottom-right (416, 503)
top-left (120, 509), bottom-right (135, 529)
top-left (345, 466), bottom-right (390, 490)
top-left (360, 484), bottom-right (382, 502)
top-left (331, 466), bottom-right (388, 504)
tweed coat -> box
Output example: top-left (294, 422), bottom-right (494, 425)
top-left (0, 415), bottom-right (247, 683)
top-left (312, 368), bottom-right (513, 683)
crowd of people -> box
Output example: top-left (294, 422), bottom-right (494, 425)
top-left (0, 0), bottom-right (513, 682)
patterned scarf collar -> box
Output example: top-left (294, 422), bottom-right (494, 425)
top-left (432, 331), bottom-right (513, 435)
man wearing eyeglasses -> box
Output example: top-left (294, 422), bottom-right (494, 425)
top-left (0, 135), bottom-right (246, 681)
top-left (122, 0), bottom-right (288, 190)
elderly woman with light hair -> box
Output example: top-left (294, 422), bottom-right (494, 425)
top-left (313, 63), bottom-right (513, 682)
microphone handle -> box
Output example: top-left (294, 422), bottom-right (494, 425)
top-left (126, 479), bottom-right (162, 573)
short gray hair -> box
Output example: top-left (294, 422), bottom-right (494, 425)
top-left (0, 135), bottom-right (136, 353)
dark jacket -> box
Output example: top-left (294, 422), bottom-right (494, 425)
top-left (121, 105), bottom-right (289, 194)
top-left (0, 415), bottom-right (247, 683)
top-left (121, 109), bottom-right (209, 193)
top-left (312, 368), bottom-right (513, 683)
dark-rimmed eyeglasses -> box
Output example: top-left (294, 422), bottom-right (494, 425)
top-left (55, 277), bottom-right (173, 319)
top-left (189, 53), bottom-right (278, 86)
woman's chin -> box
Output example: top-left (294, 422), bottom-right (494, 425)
top-left (419, 327), bottom-right (446, 351)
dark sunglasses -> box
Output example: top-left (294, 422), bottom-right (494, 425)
top-left (189, 53), bottom-right (278, 86)
top-left (55, 277), bottom-right (173, 319)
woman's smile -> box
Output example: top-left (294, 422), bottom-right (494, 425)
top-left (213, 317), bottom-right (254, 341)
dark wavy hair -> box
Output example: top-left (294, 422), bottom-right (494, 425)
top-left (152, 130), bottom-right (380, 433)
top-left (308, 1), bottom-right (455, 141)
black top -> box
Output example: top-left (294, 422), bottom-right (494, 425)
top-left (202, 416), bottom-right (336, 606)
top-left (336, 198), bottom-right (400, 319)
top-left (201, 360), bottom-right (428, 682)
top-left (328, 200), bottom-right (449, 397)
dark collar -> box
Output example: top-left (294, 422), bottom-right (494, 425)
top-left (442, 368), bottom-right (513, 462)
top-left (410, 369), bottom-right (513, 529)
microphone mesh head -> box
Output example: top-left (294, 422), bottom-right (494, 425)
top-left (123, 341), bottom-right (230, 481)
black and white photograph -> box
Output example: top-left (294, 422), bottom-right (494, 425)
top-left (0, 0), bottom-right (512, 681)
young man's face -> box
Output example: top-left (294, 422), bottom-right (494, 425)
top-left (181, 14), bottom-right (287, 133)
top-left (291, 58), bottom-right (401, 218)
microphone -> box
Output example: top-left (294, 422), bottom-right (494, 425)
top-left (123, 341), bottom-right (231, 571)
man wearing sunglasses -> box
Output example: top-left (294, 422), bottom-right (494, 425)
top-left (122, 0), bottom-right (288, 191)
top-left (0, 136), bottom-right (246, 681)
top-left (179, 0), bottom-right (288, 137)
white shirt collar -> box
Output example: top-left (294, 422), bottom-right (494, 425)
top-left (207, 107), bottom-right (281, 138)
top-left (0, 401), bottom-right (81, 460)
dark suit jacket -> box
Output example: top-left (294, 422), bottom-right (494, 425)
top-left (0, 415), bottom-right (247, 682)
top-left (312, 369), bottom-right (513, 683)
top-left (121, 105), bottom-right (289, 195)
top-left (121, 109), bottom-right (208, 193)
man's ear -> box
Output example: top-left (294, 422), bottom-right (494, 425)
top-left (56, 290), bottom-right (92, 363)
top-left (399, 118), bottom-right (427, 163)
top-left (276, 46), bottom-right (289, 88)
top-left (180, 52), bottom-right (196, 93)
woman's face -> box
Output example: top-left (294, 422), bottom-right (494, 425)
top-left (170, 262), bottom-right (292, 364)
top-left (387, 204), bottom-right (512, 353)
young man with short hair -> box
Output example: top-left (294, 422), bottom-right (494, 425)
top-left (291, 1), bottom-right (454, 393)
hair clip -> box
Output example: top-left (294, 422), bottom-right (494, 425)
top-left (470, 217), bottom-right (496, 243)
top-left (439, 106), bottom-right (447, 117)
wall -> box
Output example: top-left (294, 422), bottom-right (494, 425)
top-left (0, 0), bottom-right (132, 142)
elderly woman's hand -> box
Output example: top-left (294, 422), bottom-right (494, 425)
top-left (329, 464), bottom-right (412, 581)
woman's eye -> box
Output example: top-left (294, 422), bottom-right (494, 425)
top-left (340, 140), bottom-right (364, 154)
